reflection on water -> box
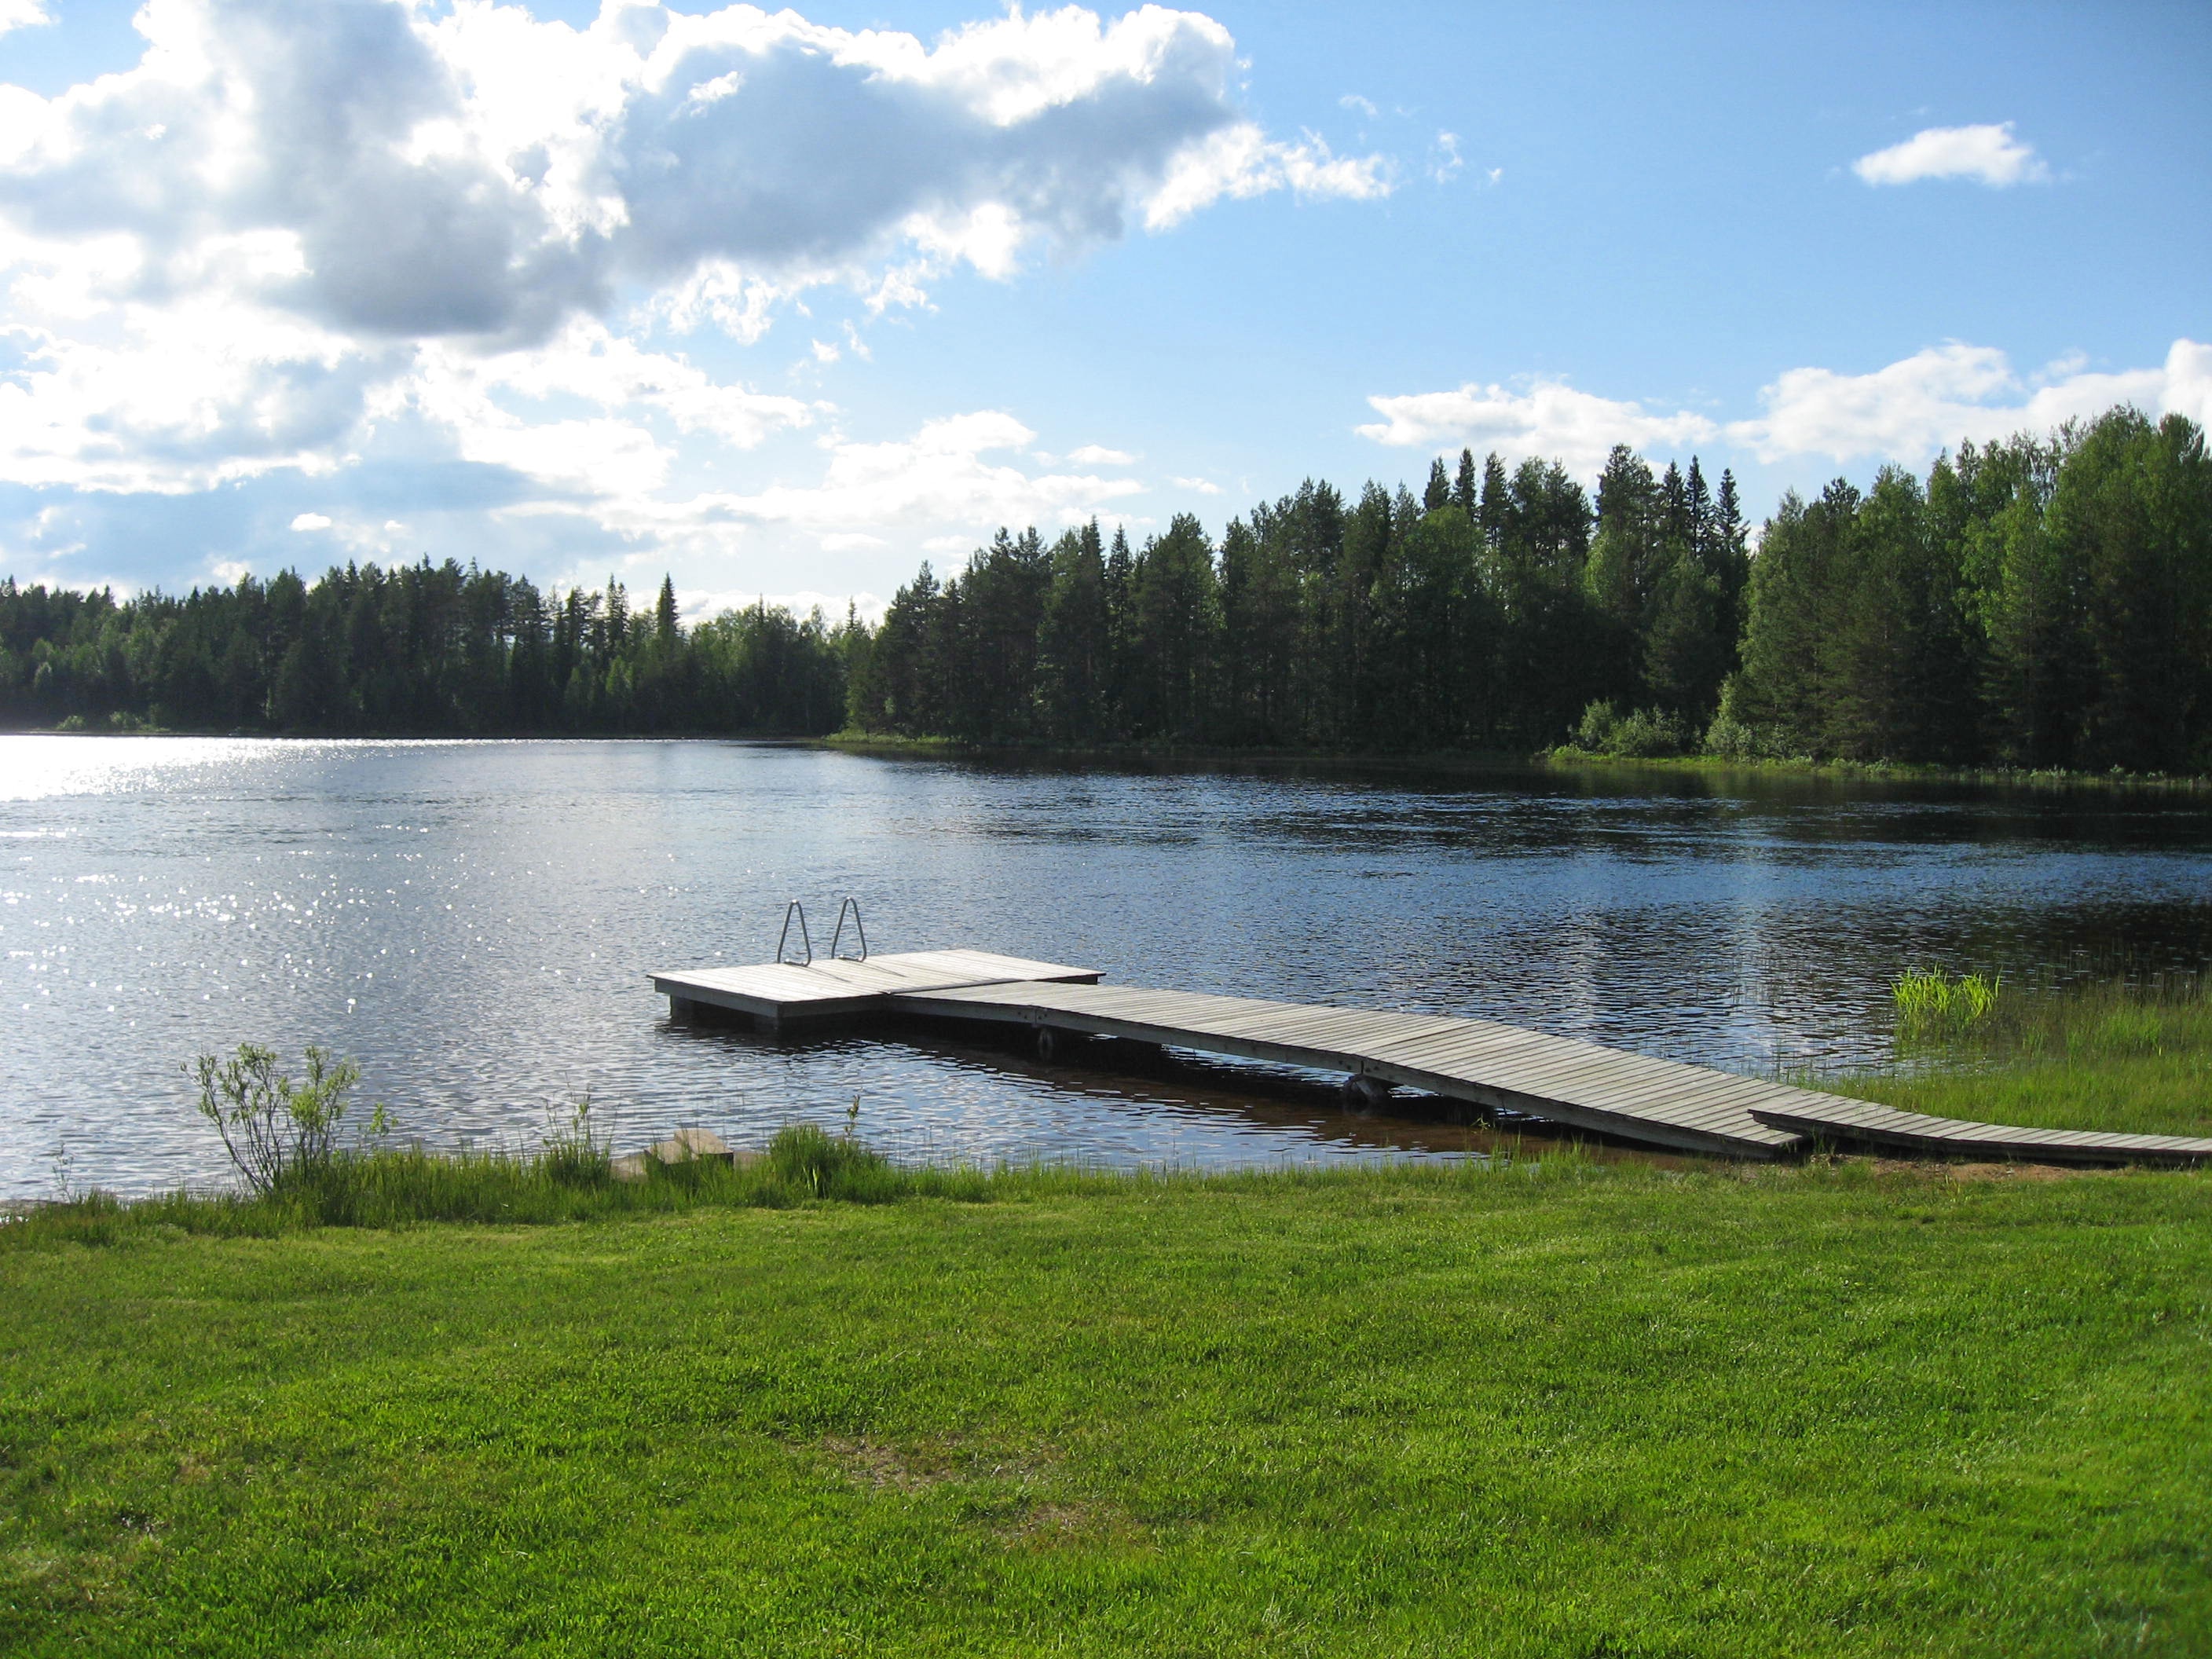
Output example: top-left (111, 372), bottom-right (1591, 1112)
top-left (3, 735), bottom-right (2209, 1196)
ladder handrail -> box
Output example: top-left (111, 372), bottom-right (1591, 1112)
top-left (775, 900), bottom-right (812, 965)
top-left (830, 898), bottom-right (868, 961)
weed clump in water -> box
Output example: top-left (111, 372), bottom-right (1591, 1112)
top-left (1891, 969), bottom-right (2001, 1046)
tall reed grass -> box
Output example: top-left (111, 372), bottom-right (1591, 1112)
top-left (1893, 969), bottom-right (2211, 1062)
top-left (0, 1125), bottom-right (981, 1247)
top-left (1891, 969), bottom-right (2001, 1042)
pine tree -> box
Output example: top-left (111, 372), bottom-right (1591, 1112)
top-left (1037, 522), bottom-right (1111, 741)
top-left (1130, 515), bottom-right (1218, 741)
top-left (1424, 457), bottom-right (1451, 513)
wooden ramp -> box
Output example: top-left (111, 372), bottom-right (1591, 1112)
top-left (895, 980), bottom-right (1803, 1160)
top-left (647, 949), bottom-right (2212, 1166)
top-left (1747, 1097), bottom-right (2212, 1167)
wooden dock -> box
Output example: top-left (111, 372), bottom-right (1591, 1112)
top-left (648, 949), bottom-right (2212, 1166)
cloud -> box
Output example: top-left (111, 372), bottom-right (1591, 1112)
top-left (682, 585), bottom-right (885, 625)
top-left (0, 0), bottom-right (1386, 568)
top-left (1728, 338), bottom-right (2212, 463)
top-left (288, 511), bottom-right (331, 530)
top-left (1428, 131), bottom-right (1463, 184)
top-left (1357, 380), bottom-right (1719, 475)
top-left (1853, 123), bottom-right (2049, 188)
top-left (0, 0), bottom-right (1386, 347)
top-left (477, 407), bottom-right (1146, 580)
top-left (677, 409), bottom-right (1142, 533)
top-left (1067, 443), bottom-right (1137, 465)
top-left (1360, 340), bottom-right (2212, 478)
top-left (0, 0), bottom-right (49, 37)
top-left (1143, 125), bottom-right (1391, 229)
top-left (1169, 474), bottom-right (1221, 494)
top-left (1339, 93), bottom-right (1377, 119)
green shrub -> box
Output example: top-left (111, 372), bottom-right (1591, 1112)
top-left (189, 1043), bottom-right (375, 1196)
top-left (1608, 707), bottom-right (1688, 757)
top-left (1571, 700), bottom-right (1690, 758)
top-left (1703, 712), bottom-right (1762, 759)
top-left (1573, 699), bottom-right (1622, 752)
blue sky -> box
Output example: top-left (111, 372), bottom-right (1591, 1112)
top-left (0, 0), bottom-right (2205, 617)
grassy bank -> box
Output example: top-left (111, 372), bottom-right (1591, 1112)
top-left (1822, 977), bottom-right (2212, 1140)
top-left (820, 731), bottom-right (2212, 793)
top-left (1543, 745), bottom-right (2212, 793)
top-left (5, 1157), bottom-right (2208, 1657)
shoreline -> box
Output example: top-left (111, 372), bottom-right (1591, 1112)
top-left (819, 731), bottom-right (2212, 793)
top-left (12, 723), bottom-right (2211, 793)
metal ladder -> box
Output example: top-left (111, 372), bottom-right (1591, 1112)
top-left (775, 898), bottom-right (868, 966)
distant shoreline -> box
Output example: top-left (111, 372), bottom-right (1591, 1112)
top-left (10, 723), bottom-right (2210, 793)
top-left (818, 732), bottom-right (2212, 793)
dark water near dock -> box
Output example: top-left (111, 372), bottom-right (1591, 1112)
top-left (5, 736), bottom-right (2210, 1197)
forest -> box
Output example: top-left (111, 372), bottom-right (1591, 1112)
top-left (850, 404), bottom-right (2212, 775)
top-left (3, 405), bottom-right (2208, 774)
top-left (0, 562), bottom-right (856, 738)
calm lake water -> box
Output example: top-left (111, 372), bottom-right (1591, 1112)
top-left (4, 735), bottom-right (2210, 1198)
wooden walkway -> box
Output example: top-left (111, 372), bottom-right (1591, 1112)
top-left (899, 979), bottom-right (1801, 1159)
top-left (1745, 1096), bottom-right (2212, 1167)
top-left (648, 949), bottom-right (2212, 1166)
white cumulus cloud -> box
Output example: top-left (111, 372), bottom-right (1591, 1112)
top-left (704, 410), bottom-right (1141, 533)
top-left (1728, 338), bottom-right (2212, 463)
top-left (288, 511), bottom-right (331, 530)
top-left (1357, 380), bottom-right (1719, 476)
top-left (0, 0), bottom-right (1386, 347)
top-left (503, 408), bottom-right (1145, 569)
top-left (0, 0), bottom-right (1385, 577)
top-left (1359, 341), bottom-right (2212, 479)
top-left (0, 0), bottom-right (49, 37)
top-left (1853, 123), bottom-right (2049, 188)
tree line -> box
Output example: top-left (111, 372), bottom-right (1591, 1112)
top-left (852, 406), bottom-right (2212, 773)
top-left (849, 447), bottom-right (1751, 753)
top-left (4, 404), bottom-right (2207, 773)
top-left (0, 560), bottom-right (855, 736)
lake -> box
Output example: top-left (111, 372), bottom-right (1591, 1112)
top-left (4, 735), bottom-right (2210, 1198)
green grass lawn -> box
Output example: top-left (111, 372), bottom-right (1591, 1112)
top-left (5, 1159), bottom-right (2208, 1657)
